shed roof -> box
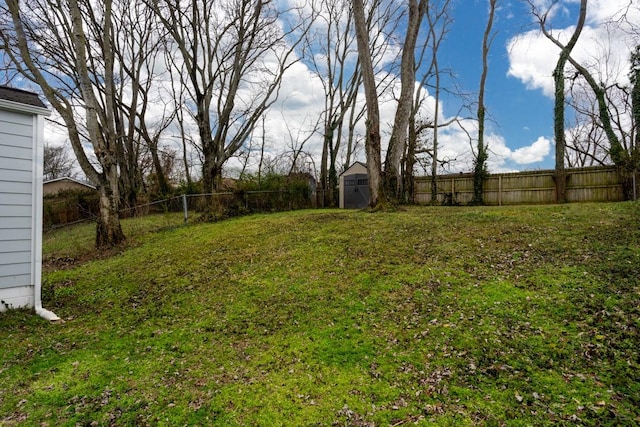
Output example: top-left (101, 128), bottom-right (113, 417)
top-left (340, 161), bottom-right (367, 176)
top-left (0, 86), bottom-right (47, 108)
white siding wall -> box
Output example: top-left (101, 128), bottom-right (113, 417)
top-left (0, 109), bottom-right (35, 310)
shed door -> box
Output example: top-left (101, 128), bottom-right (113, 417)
top-left (343, 174), bottom-right (370, 209)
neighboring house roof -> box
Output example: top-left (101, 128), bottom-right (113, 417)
top-left (0, 86), bottom-right (47, 108)
top-left (288, 171), bottom-right (316, 183)
top-left (44, 177), bottom-right (96, 188)
top-left (340, 161), bottom-right (368, 176)
top-left (219, 178), bottom-right (237, 191)
top-left (43, 177), bottom-right (96, 195)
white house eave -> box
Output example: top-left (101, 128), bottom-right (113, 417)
top-left (0, 98), bottom-right (51, 117)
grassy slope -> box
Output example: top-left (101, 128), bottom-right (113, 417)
top-left (1, 203), bottom-right (639, 426)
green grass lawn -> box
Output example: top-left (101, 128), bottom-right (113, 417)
top-left (1, 203), bottom-right (639, 426)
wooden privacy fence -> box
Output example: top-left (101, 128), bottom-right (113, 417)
top-left (415, 166), bottom-right (639, 205)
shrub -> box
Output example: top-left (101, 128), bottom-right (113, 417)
top-left (43, 189), bottom-right (99, 229)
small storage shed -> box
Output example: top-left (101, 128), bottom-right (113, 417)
top-left (339, 161), bottom-right (370, 209)
top-left (0, 86), bottom-right (59, 320)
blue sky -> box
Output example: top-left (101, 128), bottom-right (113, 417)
top-left (426, 0), bottom-right (637, 172)
top-left (437, 0), bottom-right (559, 171)
top-left (452, 2), bottom-right (555, 157)
top-left (441, 0), bottom-right (554, 170)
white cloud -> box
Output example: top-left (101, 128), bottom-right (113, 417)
top-left (436, 128), bottom-right (551, 172)
top-left (585, 0), bottom-right (637, 26)
top-left (397, 113), bottom-right (553, 175)
top-left (507, 31), bottom-right (557, 97)
top-left (479, 134), bottom-right (551, 171)
top-left (486, 134), bottom-right (514, 171)
top-left (511, 136), bottom-right (551, 164)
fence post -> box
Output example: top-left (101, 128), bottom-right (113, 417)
top-left (182, 194), bottom-right (188, 223)
top-left (499, 175), bottom-right (502, 206)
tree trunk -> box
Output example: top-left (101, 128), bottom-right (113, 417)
top-left (430, 69), bottom-right (440, 205)
top-left (553, 59), bottom-right (569, 203)
top-left (320, 122), bottom-right (334, 206)
top-left (150, 141), bottom-right (170, 195)
top-left (353, 0), bottom-right (385, 209)
top-left (541, 0), bottom-right (587, 203)
top-left (385, 0), bottom-right (426, 201)
top-left (202, 150), bottom-right (223, 194)
top-left (197, 92), bottom-right (218, 196)
top-left (70, 0), bottom-right (125, 245)
top-left (633, 46), bottom-right (640, 151)
top-left (426, 2), bottom-right (444, 205)
top-left (96, 179), bottom-right (125, 248)
top-left (472, 0), bottom-right (496, 206)
top-left (541, 17), bottom-right (627, 169)
top-left (404, 114), bottom-right (418, 204)
top-left (328, 127), bottom-right (340, 206)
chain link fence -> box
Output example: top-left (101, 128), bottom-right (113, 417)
top-left (43, 188), bottom-right (328, 232)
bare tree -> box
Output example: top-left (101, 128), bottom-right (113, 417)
top-left (352, 0), bottom-right (385, 208)
top-left (424, 0), bottom-right (453, 204)
top-left (167, 56), bottom-right (197, 189)
top-left (2, 0), bottom-right (172, 246)
top-left (384, 0), bottom-right (428, 200)
top-left (565, 72), bottom-right (625, 167)
top-left (533, 1), bottom-right (639, 199)
top-left (403, 32), bottom-right (432, 204)
top-left (343, 91), bottom-right (366, 171)
top-left (564, 86), bottom-right (610, 167)
top-left (631, 45), bottom-right (640, 155)
top-left (43, 143), bottom-right (77, 181)
top-left (401, 0), bottom-right (455, 204)
top-left (2, 0), bottom-right (126, 246)
top-left (353, 0), bottom-right (437, 208)
top-left (277, 110), bottom-right (320, 176)
top-left (306, 0), bottom-right (361, 206)
top-left (538, 9), bottom-right (627, 170)
top-left (107, 0), bottom-right (173, 201)
top-left (471, 0), bottom-right (497, 205)
top-left (306, 0), bottom-right (397, 206)
top-left (152, 0), bottom-right (316, 211)
top-left (530, 0), bottom-right (587, 203)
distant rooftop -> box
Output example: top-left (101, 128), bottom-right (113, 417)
top-left (0, 86), bottom-right (47, 108)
